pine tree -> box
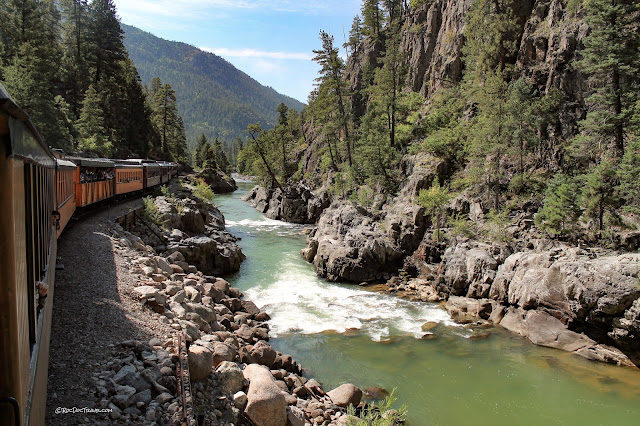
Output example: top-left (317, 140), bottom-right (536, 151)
top-left (118, 58), bottom-right (154, 157)
top-left (462, 0), bottom-right (519, 81)
top-left (417, 179), bottom-right (451, 242)
top-left (575, 0), bottom-right (640, 158)
top-left (194, 133), bottom-right (208, 167)
top-left (88, 0), bottom-right (126, 84)
top-left (345, 15), bottom-right (363, 57)
top-left (1, 0), bottom-right (72, 149)
top-left (59, 0), bottom-right (91, 116)
top-left (214, 137), bottom-right (230, 173)
top-left (151, 82), bottom-right (186, 160)
top-left (361, 0), bottom-right (381, 37)
top-left (535, 174), bottom-right (581, 238)
top-left (312, 31), bottom-right (352, 166)
top-left (617, 137), bottom-right (640, 213)
top-left (76, 84), bottom-right (112, 156)
top-left (581, 158), bottom-right (618, 232)
top-left (245, 123), bottom-right (283, 190)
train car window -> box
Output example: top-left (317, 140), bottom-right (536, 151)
top-left (23, 162), bottom-right (55, 354)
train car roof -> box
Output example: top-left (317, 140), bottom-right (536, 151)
top-left (67, 157), bottom-right (115, 168)
top-left (115, 162), bottom-right (143, 169)
top-left (0, 84), bottom-right (55, 167)
top-left (56, 158), bottom-right (77, 169)
top-left (143, 162), bottom-right (161, 169)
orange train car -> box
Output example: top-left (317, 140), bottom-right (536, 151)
top-left (55, 158), bottom-right (76, 237)
top-left (0, 84), bottom-right (58, 426)
top-left (69, 157), bottom-right (115, 207)
top-left (115, 162), bottom-right (143, 195)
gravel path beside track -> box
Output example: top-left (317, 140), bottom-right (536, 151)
top-left (45, 199), bottom-right (174, 425)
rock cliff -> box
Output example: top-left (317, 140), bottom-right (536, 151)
top-left (242, 184), bottom-right (330, 224)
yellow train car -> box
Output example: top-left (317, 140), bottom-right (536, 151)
top-left (0, 85), bottom-right (57, 426)
top-left (115, 163), bottom-right (143, 195)
top-left (69, 157), bottom-right (115, 207)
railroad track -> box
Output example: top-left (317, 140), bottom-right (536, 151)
top-left (177, 334), bottom-right (196, 426)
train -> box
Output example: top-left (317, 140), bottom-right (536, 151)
top-left (0, 84), bottom-right (177, 425)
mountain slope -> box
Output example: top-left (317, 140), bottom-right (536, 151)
top-left (122, 24), bottom-right (305, 148)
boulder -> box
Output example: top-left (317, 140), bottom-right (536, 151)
top-left (309, 203), bottom-right (407, 282)
top-left (212, 342), bottom-right (237, 367)
top-left (216, 361), bottom-right (245, 394)
top-left (243, 364), bottom-right (287, 426)
top-left (233, 391), bottom-right (248, 411)
top-left (242, 184), bottom-right (329, 224)
top-left (133, 286), bottom-right (166, 306)
top-left (499, 308), bottom-right (635, 366)
top-left (445, 296), bottom-right (499, 323)
top-left (286, 406), bottom-right (305, 426)
top-left (155, 256), bottom-right (174, 275)
top-left (166, 233), bottom-right (245, 276)
top-left (327, 383), bottom-right (363, 408)
top-left (246, 341), bottom-right (277, 368)
top-left (188, 345), bottom-right (213, 381)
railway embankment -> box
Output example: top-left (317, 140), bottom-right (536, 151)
top-left (47, 180), bottom-right (379, 425)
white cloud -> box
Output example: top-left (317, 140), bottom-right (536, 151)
top-left (200, 47), bottom-right (312, 61)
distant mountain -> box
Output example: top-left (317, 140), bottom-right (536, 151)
top-left (122, 24), bottom-right (305, 149)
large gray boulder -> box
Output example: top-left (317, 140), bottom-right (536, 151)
top-left (166, 233), bottom-right (245, 275)
top-left (243, 364), bottom-right (287, 426)
top-left (327, 383), bottom-right (363, 407)
top-left (188, 345), bottom-right (213, 381)
top-left (439, 242), bottom-right (510, 297)
top-left (216, 361), bottom-right (244, 394)
top-left (493, 251), bottom-right (640, 351)
top-left (306, 203), bottom-right (408, 282)
top-left (499, 308), bottom-right (635, 367)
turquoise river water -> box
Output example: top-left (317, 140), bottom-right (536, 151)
top-left (216, 180), bottom-right (640, 426)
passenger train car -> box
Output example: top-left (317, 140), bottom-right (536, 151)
top-left (0, 85), bottom-right (177, 425)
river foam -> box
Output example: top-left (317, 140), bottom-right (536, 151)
top-left (244, 254), bottom-right (459, 342)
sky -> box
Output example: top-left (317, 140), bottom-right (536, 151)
top-left (113, 0), bottom-right (362, 104)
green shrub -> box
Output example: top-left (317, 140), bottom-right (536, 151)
top-left (193, 179), bottom-right (215, 203)
top-left (142, 196), bottom-right (166, 226)
top-left (346, 389), bottom-right (407, 426)
top-left (448, 213), bottom-right (476, 243)
top-left (481, 209), bottom-right (512, 243)
top-left (160, 185), bottom-right (171, 197)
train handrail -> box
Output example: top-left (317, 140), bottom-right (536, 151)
top-left (0, 397), bottom-right (20, 426)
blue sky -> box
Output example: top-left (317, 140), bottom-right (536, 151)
top-left (113, 0), bottom-right (362, 104)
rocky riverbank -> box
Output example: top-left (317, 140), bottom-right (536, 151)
top-left (96, 181), bottom-right (399, 425)
top-left (126, 179), bottom-right (245, 276)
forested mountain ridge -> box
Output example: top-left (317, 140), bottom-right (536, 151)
top-left (122, 24), bottom-right (306, 151)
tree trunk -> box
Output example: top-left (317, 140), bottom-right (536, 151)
top-left (249, 132), bottom-right (283, 191)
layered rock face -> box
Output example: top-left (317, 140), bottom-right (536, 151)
top-left (242, 184), bottom-right (330, 224)
top-left (438, 243), bottom-right (640, 365)
top-left (301, 154), bottom-right (438, 283)
top-left (342, 0), bottom-right (588, 154)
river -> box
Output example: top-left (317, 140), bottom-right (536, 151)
top-left (215, 180), bottom-right (640, 425)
